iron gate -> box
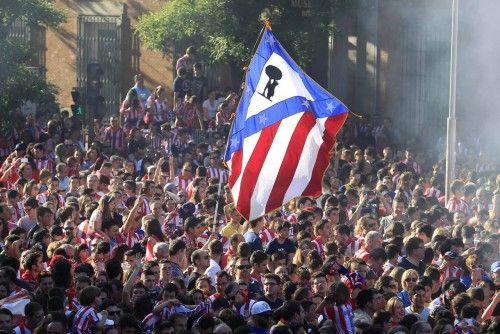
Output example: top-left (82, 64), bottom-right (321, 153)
top-left (77, 15), bottom-right (122, 118)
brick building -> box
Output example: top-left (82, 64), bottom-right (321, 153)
top-left (44, 0), bottom-right (173, 116)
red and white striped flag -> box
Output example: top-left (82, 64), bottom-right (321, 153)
top-left (224, 24), bottom-right (348, 221)
top-left (0, 290), bottom-right (31, 325)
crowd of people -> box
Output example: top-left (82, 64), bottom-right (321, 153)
top-left (0, 46), bottom-right (498, 334)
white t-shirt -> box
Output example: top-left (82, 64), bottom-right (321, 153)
top-left (204, 258), bottom-right (222, 284)
top-left (202, 99), bottom-right (220, 120)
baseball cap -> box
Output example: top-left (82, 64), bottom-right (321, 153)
top-left (250, 301), bottom-right (272, 316)
top-left (490, 261), bottom-right (500, 273)
top-left (14, 143), bottom-right (26, 151)
top-left (444, 251), bottom-right (459, 260)
top-left (179, 202), bottom-right (196, 219)
top-left (164, 182), bottom-right (177, 193)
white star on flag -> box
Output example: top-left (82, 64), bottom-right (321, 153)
top-left (245, 85), bottom-right (252, 94)
top-left (326, 102), bottom-right (334, 112)
top-left (301, 99), bottom-right (310, 109)
top-left (258, 114), bottom-right (268, 124)
top-left (230, 137), bottom-right (240, 149)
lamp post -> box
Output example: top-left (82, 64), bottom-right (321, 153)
top-left (445, 0), bottom-right (459, 202)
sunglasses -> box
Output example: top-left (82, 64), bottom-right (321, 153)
top-left (405, 277), bottom-right (417, 282)
top-left (237, 264), bottom-right (251, 270)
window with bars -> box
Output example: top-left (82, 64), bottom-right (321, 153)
top-left (77, 15), bottom-right (122, 117)
top-left (7, 19), bottom-right (47, 78)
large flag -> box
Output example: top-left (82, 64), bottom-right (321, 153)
top-left (0, 289), bottom-right (30, 325)
top-left (224, 25), bottom-right (348, 221)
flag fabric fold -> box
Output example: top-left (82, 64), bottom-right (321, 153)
top-left (0, 290), bottom-right (30, 325)
top-left (224, 26), bottom-right (348, 221)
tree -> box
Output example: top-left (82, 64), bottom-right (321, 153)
top-left (136, 0), bottom-right (344, 85)
top-left (0, 0), bottom-right (66, 132)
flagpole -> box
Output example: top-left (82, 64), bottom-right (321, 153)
top-left (213, 177), bottom-right (223, 227)
top-left (223, 21), bottom-right (271, 164)
top-left (445, 0), bottom-right (459, 202)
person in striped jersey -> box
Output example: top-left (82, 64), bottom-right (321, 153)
top-left (318, 281), bottom-right (355, 334)
top-left (72, 286), bottom-right (108, 334)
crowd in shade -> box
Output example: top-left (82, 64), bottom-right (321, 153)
top-left (0, 46), bottom-right (498, 334)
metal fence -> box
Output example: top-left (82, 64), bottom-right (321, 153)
top-left (77, 15), bottom-right (122, 117)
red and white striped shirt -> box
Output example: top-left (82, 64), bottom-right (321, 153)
top-left (136, 197), bottom-right (151, 217)
top-left (163, 209), bottom-right (182, 232)
top-left (446, 197), bottom-right (470, 216)
top-left (72, 306), bottom-right (99, 334)
top-left (34, 157), bottom-right (53, 172)
top-left (144, 236), bottom-right (160, 261)
top-left (12, 202), bottom-right (25, 223)
top-left (142, 313), bottom-right (158, 331)
top-left (206, 167), bottom-right (228, 184)
top-left (36, 192), bottom-right (64, 207)
top-left (122, 230), bottom-right (142, 249)
top-left (312, 236), bottom-right (325, 258)
top-left (146, 133), bottom-right (163, 150)
top-left (345, 238), bottom-right (363, 258)
top-left (440, 266), bottom-right (464, 281)
top-left (13, 323), bottom-right (32, 334)
top-left (120, 102), bottom-right (144, 121)
top-left (148, 98), bottom-right (169, 123)
top-left (354, 247), bottom-right (370, 262)
top-left (68, 298), bottom-right (82, 311)
top-left (425, 187), bottom-right (441, 199)
top-left (103, 126), bottom-right (127, 150)
top-left (76, 220), bottom-right (91, 244)
top-left (323, 303), bottom-right (355, 334)
top-left (175, 175), bottom-right (193, 192)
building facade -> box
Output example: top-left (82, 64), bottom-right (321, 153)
top-left (328, 0), bottom-right (452, 148)
top-left (45, 0), bottom-right (173, 116)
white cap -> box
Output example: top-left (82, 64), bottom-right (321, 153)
top-left (250, 301), bottom-right (272, 316)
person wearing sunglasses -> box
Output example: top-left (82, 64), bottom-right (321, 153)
top-left (375, 275), bottom-right (398, 297)
top-left (234, 257), bottom-right (252, 289)
top-left (398, 269), bottom-right (419, 307)
top-left (224, 281), bottom-right (257, 319)
top-left (101, 300), bottom-right (123, 324)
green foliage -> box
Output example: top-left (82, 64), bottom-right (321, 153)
top-left (0, 0), bottom-right (65, 132)
top-left (136, 0), bottom-right (341, 68)
top-left (0, 0), bottom-right (66, 39)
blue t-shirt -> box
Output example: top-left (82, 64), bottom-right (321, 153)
top-left (266, 237), bottom-right (296, 256)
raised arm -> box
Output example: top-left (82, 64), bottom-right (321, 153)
top-left (122, 195), bottom-right (145, 233)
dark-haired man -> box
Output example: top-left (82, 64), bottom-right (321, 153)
top-left (266, 221), bottom-right (296, 264)
top-left (26, 206), bottom-right (53, 248)
top-left (398, 237), bottom-right (426, 275)
top-left (406, 285), bottom-right (430, 321)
